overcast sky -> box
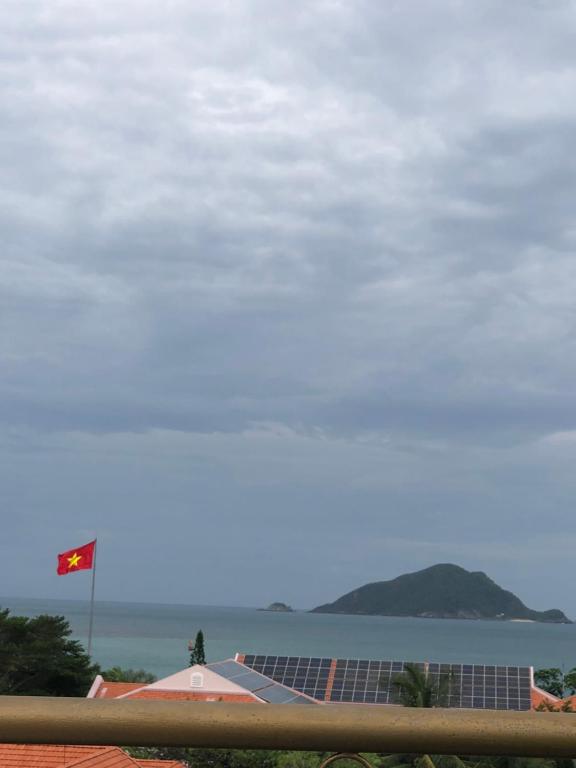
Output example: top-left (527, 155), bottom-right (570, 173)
top-left (2, 0), bottom-right (576, 615)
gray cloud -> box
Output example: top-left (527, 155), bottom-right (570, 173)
top-left (2, 0), bottom-right (576, 613)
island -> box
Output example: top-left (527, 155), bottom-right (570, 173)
top-left (311, 563), bottom-right (571, 623)
top-left (259, 602), bottom-right (293, 612)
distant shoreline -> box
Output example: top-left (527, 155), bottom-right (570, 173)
top-left (2, 596), bottom-right (575, 675)
top-left (309, 610), bottom-right (566, 624)
top-left (1, 596), bottom-right (570, 623)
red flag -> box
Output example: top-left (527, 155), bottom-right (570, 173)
top-left (57, 540), bottom-right (96, 575)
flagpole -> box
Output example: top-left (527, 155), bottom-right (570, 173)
top-left (87, 539), bottom-right (97, 657)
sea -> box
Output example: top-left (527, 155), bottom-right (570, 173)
top-left (2, 596), bottom-right (575, 678)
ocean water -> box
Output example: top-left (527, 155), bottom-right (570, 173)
top-left (2, 596), bottom-right (575, 678)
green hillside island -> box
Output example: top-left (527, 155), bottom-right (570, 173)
top-left (311, 564), bottom-right (571, 623)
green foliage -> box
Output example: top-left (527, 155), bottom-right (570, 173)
top-left (430, 758), bottom-right (469, 768)
top-left (127, 750), bottom-right (380, 768)
top-left (378, 757), bottom-right (412, 768)
top-left (534, 667), bottom-right (576, 699)
top-left (101, 666), bottom-right (156, 683)
top-left (534, 668), bottom-right (564, 698)
top-left (468, 758), bottom-right (557, 768)
top-left (563, 669), bottom-right (576, 695)
top-left (127, 748), bottom-right (284, 768)
top-left (125, 749), bottom-right (573, 768)
top-left (280, 756), bottom-right (377, 768)
top-left (191, 749), bottom-right (283, 768)
top-left (381, 758), bottom-right (558, 768)
top-left (275, 752), bottom-right (323, 768)
top-left (312, 564), bottom-right (570, 623)
top-left (392, 663), bottom-right (451, 708)
top-left (189, 629), bottom-right (206, 666)
top-left (378, 754), bottom-right (477, 768)
top-left (535, 699), bottom-right (573, 712)
top-left (0, 607), bottom-right (98, 696)
top-left (414, 758), bottom-right (437, 768)
top-left (126, 746), bottom-right (194, 766)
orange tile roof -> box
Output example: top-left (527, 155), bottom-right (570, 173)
top-left (67, 746), bottom-right (139, 767)
top-left (563, 694), bottom-right (576, 707)
top-left (0, 745), bottom-right (184, 768)
top-left (531, 686), bottom-right (561, 709)
top-left (0, 744), bottom-right (100, 767)
top-left (125, 689), bottom-right (260, 702)
top-left (95, 682), bottom-right (145, 699)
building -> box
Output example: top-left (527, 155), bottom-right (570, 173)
top-left (0, 744), bottom-right (183, 767)
top-left (531, 687), bottom-right (575, 711)
top-left (88, 653), bottom-right (557, 712)
top-left (88, 659), bottom-right (316, 704)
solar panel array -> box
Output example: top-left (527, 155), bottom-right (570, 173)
top-left (206, 660), bottom-right (315, 704)
top-left (332, 659), bottom-right (422, 705)
top-left (427, 663), bottom-right (531, 711)
top-left (240, 656), bottom-right (332, 700)
top-left (240, 655), bottom-right (532, 710)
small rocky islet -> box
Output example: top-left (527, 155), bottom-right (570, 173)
top-left (259, 602), bottom-right (294, 612)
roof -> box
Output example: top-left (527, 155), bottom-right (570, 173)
top-left (0, 745), bottom-right (184, 768)
top-left (89, 655), bottom-right (549, 712)
top-left (92, 682), bottom-right (146, 700)
top-left (89, 661), bottom-right (314, 705)
top-left (206, 660), bottom-right (317, 704)
top-left (237, 653), bottom-right (539, 711)
top-left (0, 745), bottom-right (98, 768)
top-left (531, 686), bottom-right (561, 709)
top-left (89, 665), bottom-right (263, 702)
top-left (142, 664), bottom-right (260, 696)
top-left (67, 746), bottom-right (140, 767)
top-left (531, 690), bottom-right (576, 711)
top-left (126, 689), bottom-right (259, 702)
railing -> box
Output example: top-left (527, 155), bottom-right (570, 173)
top-left (0, 697), bottom-right (575, 758)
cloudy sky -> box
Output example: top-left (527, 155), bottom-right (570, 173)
top-left (2, 0), bottom-right (576, 614)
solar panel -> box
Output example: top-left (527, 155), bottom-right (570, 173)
top-left (240, 655), bottom-right (532, 711)
top-left (207, 660), bottom-right (313, 704)
top-left (208, 660), bottom-right (247, 680)
top-left (258, 684), bottom-right (304, 704)
top-left (242, 654), bottom-right (331, 700)
top-left (331, 659), bottom-right (427, 704)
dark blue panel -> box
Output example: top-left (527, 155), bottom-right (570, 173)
top-left (239, 655), bottom-right (533, 711)
top-left (258, 684), bottom-right (300, 704)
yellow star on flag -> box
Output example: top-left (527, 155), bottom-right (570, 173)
top-left (67, 552), bottom-right (82, 569)
top-left (57, 540), bottom-right (95, 576)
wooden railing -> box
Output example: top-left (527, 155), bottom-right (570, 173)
top-left (0, 697), bottom-right (575, 758)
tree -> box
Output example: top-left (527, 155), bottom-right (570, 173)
top-left (101, 666), bottom-right (157, 683)
top-left (392, 663), bottom-right (451, 708)
top-left (128, 748), bottom-right (378, 768)
top-left (562, 669), bottom-right (576, 696)
top-left (535, 699), bottom-right (573, 712)
top-left (381, 665), bottom-right (468, 768)
top-left (128, 746), bottom-right (287, 768)
top-left (534, 669), bottom-right (564, 698)
top-left (189, 630), bottom-right (206, 666)
top-left (0, 608), bottom-right (98, 696)
top-left (469, 757), bottom-right (557, 768)
top-left (534, 668), bottom-right (576, 699)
